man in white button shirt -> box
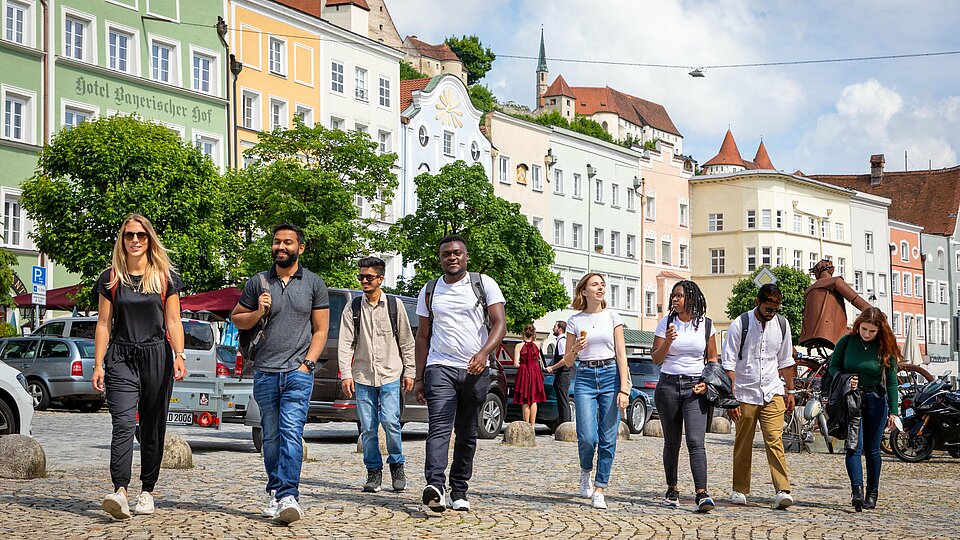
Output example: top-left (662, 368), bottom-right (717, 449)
top-left (722, 284), bottom-right (796, 510)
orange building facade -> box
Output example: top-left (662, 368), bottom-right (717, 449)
top-left (889, 220), bottom-right (926, 355)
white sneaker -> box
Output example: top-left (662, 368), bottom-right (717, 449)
top-left (729, 491), bottom-right (747, 505)
top-left (102, 489), bottom-right (131, 520)
top-left (422, 485), bottom-right (446, 513)
top-left (133, 491), bottom-right (155, 515)
top-left (261, 491), bottom-right (279, 518)
top-left (775, 491), bottom-right (794, 510)
top-left (450, 495), bottom-right (470, 511)
top-left (579, 468), bottom-right (595, 498)
top-left (273, 495), bottom-right (302, 524)
top-left (591, 491), bottom-right (607, 509)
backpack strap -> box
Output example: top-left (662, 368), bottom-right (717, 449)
top-left (777, 313), bottom-right (787, 341)
top-left (386, 294), bottom-right (401, 350)
top-left (425, 278), bottom-right (439, 339)
top-left (350, 296), bottom-right (363, 350)
top-left (702, 317), bottom-right (713, 360)
top-left (470, 272), bottom-right (491, 332)
top-left (737, 311), bottom-right (751, 360)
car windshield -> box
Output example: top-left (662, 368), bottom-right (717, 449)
top-left (216, 346), bottom-right (235, 363)
top-left (69, 321), bottom-right (97, 339)
top-left (73, 340), bottom-right (96, 358)
top-left (327, 294), bottom-right (347, 338)
top-left (183, 320), bottom-right (215, 351)
top-left (629, 358), bottom-right (658, 376)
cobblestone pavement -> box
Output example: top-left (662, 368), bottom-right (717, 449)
top-left (1, 410), bottom-right (958, 539)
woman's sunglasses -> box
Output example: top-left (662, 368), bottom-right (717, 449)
top-left (123, 231), bottom-right (148, 242)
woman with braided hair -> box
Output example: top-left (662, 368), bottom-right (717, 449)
top-left (651, 280), bottom-right (718, 512)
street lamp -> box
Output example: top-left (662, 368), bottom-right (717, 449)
top-left (688, 68), bottom-right (705, 78)
top-left (230, 54), bottom-right (243, 167)
top-left (216, 17), bottom-right (232, 169)
top-left (544, 148), bottom-right (557, 171)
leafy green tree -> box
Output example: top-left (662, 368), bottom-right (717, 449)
top-left (400, 60), bottom-right (427, 81)
top-left (508, 111), bottom-right (615, 144)
top-left (234, 119), bottom-right (398, 287)
top-left (0, 248), bottom-right (18, 309)
top-left (20, 115), bottom-right (233, 305)
top-left (725, 266), bottom-right (812, 340)
top-left (444, 35), bottom-right (496, 84)
top-left (387, 161), bottom-right (568, 332)
top-left (468, 84), bottom-right (496, 114)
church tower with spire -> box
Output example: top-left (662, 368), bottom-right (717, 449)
top-left (536, 29), bottom-right (548, 108)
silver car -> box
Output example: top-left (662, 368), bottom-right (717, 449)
top-left (0, 337), bottom-right (104, 412)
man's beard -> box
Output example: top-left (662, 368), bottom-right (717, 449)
top-left (274, 249), bottom-right (299, 268)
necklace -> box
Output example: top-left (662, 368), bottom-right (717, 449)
top-left (586, 311), bottom-right (605, 329)
top-left (860, 336), bottom-right (873, 351)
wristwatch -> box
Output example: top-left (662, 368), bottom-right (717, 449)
top-left (301, 359), bottom-right (317, 372)
top-left (175, 352), bottom-right (186, 361)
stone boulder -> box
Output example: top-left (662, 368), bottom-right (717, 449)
top-left (554, 422), bottom-right (578, 442)
top-left (710, 416), bottom-right (732, 434)
top-left (643, 419), bottom-right (664, 438)
top-left (617, 421), bottom-right (631, 441)
top-left (355, 424), bottom-right (389, 455)
top-left (502, 421), bottom-right (536, 447)
top-left (161, 434), bottom-right (193, 469)
top-left (0, 435), bottom-right (46, 479)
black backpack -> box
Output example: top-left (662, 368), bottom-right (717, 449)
top-left (424, 271), bottom-right (490, 337)
top-left (350, 294), bottom-right (401, 350)
top-left (237, 272), bottom-right (270, 379)
top-left (736, 311), bottom-right (787, 360)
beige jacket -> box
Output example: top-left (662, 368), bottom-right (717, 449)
top-left (337, 293), bottom-right (416, 386)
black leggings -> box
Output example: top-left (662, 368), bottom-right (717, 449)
top-left (104, 340), bottom-right (173, 492)
top-left (654, 373), bottom-right (709, 491)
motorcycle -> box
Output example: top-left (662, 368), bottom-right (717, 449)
top-left (880, 382), bottom-right (921, 455)
top-left (889, 371), bottom-right (960, 462)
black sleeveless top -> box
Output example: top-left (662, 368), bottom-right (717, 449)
top-left (95, 269), bottom-right (183, 344)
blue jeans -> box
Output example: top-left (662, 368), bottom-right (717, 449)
top-left (845, 389), bottom-right (888, 490)
top-left (356, 379), bottom-right (404, 470)
top-left (254, 369), bottom-right (313, 501)
top-left (574, 363), bottom-right (620, 488)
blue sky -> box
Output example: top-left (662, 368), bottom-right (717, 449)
top-left (388, 0), bottom-right (960, 174)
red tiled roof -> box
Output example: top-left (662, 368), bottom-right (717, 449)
top-left (405, 36), bottom-right (459, 61)
top-left (657, 271), bottom-right (686, 280)
top-left (272, 0), bottom-right (322, 17)
top-left (810, 165), bottom-right (960, 236)
top-left (325, 0), bottom-right (370, 11)
top-left (544, 75), bottom-right (575, 98)
top-left (753, 141), bottom-right (775, 170)
top-left (399, 77), bottom-right (431, 112)
top-left (568, 85), bottom-right (681, 136)
top-left (702, 129), bottom-right (746, 168)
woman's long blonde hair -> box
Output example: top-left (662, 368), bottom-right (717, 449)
top-left (109, 213), bottom-right (175, 294)
top-left (572, 273), bottom-right (606, 311)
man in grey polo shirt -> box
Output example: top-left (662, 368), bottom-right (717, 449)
top-left (232, 223), bottom-right (329, 525)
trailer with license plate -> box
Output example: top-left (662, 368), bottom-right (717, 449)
top-left (166, 377), bottom-right (253, 429)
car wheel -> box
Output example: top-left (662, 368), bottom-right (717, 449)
top-left (0, 398), bottom-right (17, 435)
top-left (27, 380), bottom-right (51, 411)
top-left (252, 426), bottom-right (263, 453)
top-left (627, 398), bottom-right (647, 434)
top-left (477, 393), bottom-right (504, 439)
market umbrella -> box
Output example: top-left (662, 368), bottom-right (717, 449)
top-left (901, 321), bottom-right (923, 365)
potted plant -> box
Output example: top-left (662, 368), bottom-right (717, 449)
top-left (594, 244), bottom-right (603, 254)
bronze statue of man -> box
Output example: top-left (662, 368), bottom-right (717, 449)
top-left (798, 259), bottom-right (871, 350)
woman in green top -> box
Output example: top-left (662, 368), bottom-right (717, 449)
top-left (828, 307), bottom-right (901, 512)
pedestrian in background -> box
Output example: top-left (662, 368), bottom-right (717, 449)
top-left (232, 223), bottom-right (330, 525)
top-left (92, 213), bottom-right (186, 520)
top-left (827, 307), bottom-right (900, 511)
top-left (722, 283), bottom-right (796, 510)
top-left (513, 324), bottom-right (546, 428)
top-left (651, 280), bottom-right (717, 513)
top-left (550, 321), bottom-right (573, 425)
top-left (339, 256), bottom-right (416, 493)
top-left (548, 273), bottom-right (630, 510)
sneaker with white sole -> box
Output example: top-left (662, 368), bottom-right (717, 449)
top-left (579, 468), bottom-right (595, 498)
top-left (591, 491), bottom-right (607, 509)
top-left (450, 491), bottom-right (470, 511)
top-left (729, 491), bottom-right (747, 505)
top-left (102, 489), bottom-right (131, 520)
top-left (774, 490), bottom-right (794, 510)
top-left (273, 495), bottom-right (302, 524)
top-left (261, 491), bottom-right (279, 518)
top-left (422, 485), bottom-right (446, 513)
top-left (663, 488), bottom-right (680, 507)
top-left (133, 491), bottom-right (155, 515)
top-left (695, 492), bottom-right (715, 513)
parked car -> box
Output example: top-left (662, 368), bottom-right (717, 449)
top-left (0, 359), bottom-right (33, 435)
top-left (33, 316), bottom-right (96, 339)
top-left (626, 354), bottom-right (660, 434)
top-left (246, 288), bottom-right (510, 452)
top-left (0, 336), bottom-right (104, 412)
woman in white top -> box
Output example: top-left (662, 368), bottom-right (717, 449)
top-left (547, 273), bottom-right (630, 510)
top-left (651, 280), bottom-right (718, 513)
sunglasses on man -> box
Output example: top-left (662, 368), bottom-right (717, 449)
top-left (357, 274), bottom-right (383, 282)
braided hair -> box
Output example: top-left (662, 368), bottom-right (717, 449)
top-left (670, 280), bottom-right (708, 330)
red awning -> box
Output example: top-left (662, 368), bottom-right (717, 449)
top-left (13, 284), bottom-right (82, 310)
top-left (180, 287), bottom-right (242, 316)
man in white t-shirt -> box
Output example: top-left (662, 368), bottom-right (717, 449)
top-left (414, 235), bottom-right (506, 513)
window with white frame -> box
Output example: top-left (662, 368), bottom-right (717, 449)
top-left (241, 90), bottom-right (259, 129)
top-left (108, 27), bottom-right (134, 73)
top-left (900, 241), bottom-right (909, 261)
top-left (595, 179), bottom-right (604, 203)
top-left (2, 193), bottom-right (24, 247)
top-left (609, 284), bottom-right (620, 308)
top-left (626, 287), bottom-right (636, 311)
top-left (644, 291), bottom-right (656, 316)
top-left (915, 275), bottom-right (923, 298)
top-left (808, 217), bottom-right (816, 236)
top-left (821, 219), bottom-right (830, 239)
top-left (891, 271), bottom-right (900, 294)
top-left (553, 220), bottom-right (564, 246)
top-left (269, 98), bottom-right (287, 130)
top-left (610, 183), bottom-right (619, 207)
top-left (626, 234), bottom-right (636, 258)
top-left (442, 131), bottom-right (453, 156)
top-left (835, 222), bottom-right (844, 241)
top-left (354, 122), bottom-right (368, 134)
top-left (679, 243), bottom-right (689, 267)
top-left (661, 240), bottom-right (671, 265)
top-left (938, 248), bottom-right (946, 270)
top-left (2, 87), bottom-right (33, 143)
top-left (853, 271), bottom-right (862, 292)
top-left (680, 202), bottom-right (689, 227)
top-left (761, 209), bottom-right (771, 229)
top-left (917, 316), bottom-right (925, 338)
top-left (531, 165), bottom-right (543, 192)
top-left (331, 60), bottom-right (344, 93)
top-left (761, 246), bottom-right (772, 266)
top-left (902, 273), bottom-right (912, 296)
top-left (746, 210), bottom-right (756, 229)
top-left (595, 228), bottom-right (605, 252)
top-left (746, 247), bottom-right (757, 272)
top-left (864, 231), bottom-right (874, 252)
top-left (793, 250), bottom-right (802, 270)
top-left (610, 231), bottom-right (620, 256)
top-left (572, 223), bottom-right (583, 249)
top-left (939, 281), bottom-right (948, 304)
top-left (627, 187), bottom-right (636, 211)
top-left (192, 51), bottom-right (215, 94)
top-left (194, 134), bottom-right (220, 167)
top-left (527, 217), bottom-right (542, 237)
top-left (64, 14), bottom-right (92, 61)
top-left (329, 116), bottom-right (344, 131)
top-left (643, 237), bottom-right (655, 263)
top-left (904, 315), bottom-right (913, 337)
top-left (892, 312), bottom-right (901, 335)
top-left (941, 320), bottom-right (950, 345)
top-left (644, 193), bottom-right (655, 219)
top-left (926, 280), bottom-right (935, 301)
top-left (866, 272), bottom-right (875, 296)
top-left (776, 210), bottom-right (784, 229)
top-left (498, 156), bottom-right (509, 184)
top-left (378, 76), bottom-right (391, 107)
top-left (573, 173), bottom-right (582, 199)
top-left (708, 213), bottom-right (723, 231)
top-left (63, 105), bottom-right (93, 129)
top-left (4, 1), bottom-right (32, 46)
top-left (268, 37), bottom-right (285, 76)
top-left (710, 248), bottom-right (725, 274)
top-left (793, 215), bottom-right (802, 233)
top-left (150, 39), bottom-right (177, 84)
top-left (355, 67), bottom-right (368, 101)
top-left (775, 247), bottom-right (783, 266)
top-left (294, 105), bottom-right (313, 127)
top-left (377, 131), bottom-right (390, 154)
top-left (957, 285), bottom-right (960, 308)
top-left (553, 169), bottom-right (564, 194)
top-left (809, 252), bottom-right (819, 269)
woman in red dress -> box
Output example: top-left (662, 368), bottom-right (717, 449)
top-left (513, 324), bottom-right (547, 427)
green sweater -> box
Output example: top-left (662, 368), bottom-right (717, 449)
top-left (828, 334), bottom-right (898, 411)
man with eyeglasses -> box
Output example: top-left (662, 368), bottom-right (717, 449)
top-left (338, 256), bottom-right (416, 493)
top-left (721, 283), bottom-right (796, 510)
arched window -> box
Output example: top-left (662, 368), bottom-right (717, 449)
top-left (938, 248), bottom-right (945, 270)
